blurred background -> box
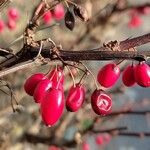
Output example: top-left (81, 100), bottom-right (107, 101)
top-left (0, 0), bottom-right (150, 150)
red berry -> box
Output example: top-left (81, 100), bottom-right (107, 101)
top-left (8, 8), bottom-right (19, 20)
top-left (122, 65), bottom-right (136, 87)
top-left (103, 133), bottom-right (111, 144)
top-left (95, 135), bottom-right (104, 145)
top-left (48, 67), bottom-right (64, 84)
top-left (97, 63), bottom-right (120, 88)
top-left (128, 15), bottom-right (142, 28)
top-left (91, 89), bottom-right (112, 116)
top-left (7, 19), bottom-right (16, 30)
top-left (137, 6), bottom-right (150, 15)
top-left (66, 84), bottom-right (85, 112)
top-left (0, 19), bottom-right (5, 32)
top-left (41, 88), bottom-right (64, 126)
top-left (33, 79), bottom-right (52, 103)
top-left (142, 7), bottom-right (150, 15)
top-left (82, 142), bottom-right (90, 150)
top-left (48, 146), bottom-right (60, 150)
top-left (53, 4), bottom-right (65, 20)
top-left (24, 73), bottom-right (45, 96)
top-left (134, 62), bottom-right (150, 87)
top-left (43, 11), bottom-right (52, 24)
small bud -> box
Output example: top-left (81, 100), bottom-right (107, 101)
top-left (73, 5), bottom-right (89, 22)
top-left (65, 10), bottom-right (75, 30)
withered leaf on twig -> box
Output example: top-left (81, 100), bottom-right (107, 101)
top-left (65, 9), bottom-right (75, 31)
top-left (73, 5), bottom-right (89, 22)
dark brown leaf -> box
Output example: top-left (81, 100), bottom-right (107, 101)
top-left (65, 10), bottom-right (75, 31)
top-left (73, 5), bottom-right (89, 22)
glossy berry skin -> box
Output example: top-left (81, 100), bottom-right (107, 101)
top-left (134, 62), bottom-right (150, 87)
top-left (82, 142), bottom-right (90, 150)
top-left (8, 8), bottom-right (19, 20)
top-left (53, 4), bottom-right (65, 20)
top-left (33, 79), bottom-right (52, 103)
top-left (7, 19), bottom-right (16, 30)
top-left (66, 84), bottom-right (85, 112)
top-left (0, 19), bottom-right (5, 32)
top-left (43, 11), bottom-right (52, 24)
top-left (122, 65), bottom-right (136, 87)
top-left (41, 88), bottom-right (64, 126)
top-left (24, 73), bottom-right (45, 96)
top-left (97, 63), bottom-right (120, 88)
top-left (91, 89), bottom-right (112, 116)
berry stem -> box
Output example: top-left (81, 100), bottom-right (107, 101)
top-left (79, 62), bottom-right (99, 90)
top-left (65, 65), bottom-right (76, 87)
top-left (66, 0), bottom-right (77, 7)
top-left (116, 59), bottom-right (125, 66)
top-left (78, 71), bottom-right (87, 85)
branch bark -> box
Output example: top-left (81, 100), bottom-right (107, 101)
top-left (0, 33), bottom-right (150, 77)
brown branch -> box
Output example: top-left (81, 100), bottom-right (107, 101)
top-left (118, 132), bottom-right (150, 137)
top-left (22, 125), bottom-right (150, 147)
top-left (0, 33), bottom-right (150, 77)
top-left (22, 126), bottom-right (128, 147)
top-left (109, 110), bottom-right (150, 116)
top-left (92, 127), bottom-right (127, 133)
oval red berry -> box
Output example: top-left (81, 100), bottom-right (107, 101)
top-left (91, 89), bottom-right (112, 116)
top-left (41, 88), bottom-right (64, 126)
top-left (33, 79), bottom-right (52, 103)
top-left (122, 65), bottom-right (136, 87)
top-left (97, 63), bottom-right (120, 88)
top-left (134, 62), bottom-right (150, 87)
top-left (66, 84), bottom-right (85, 112)
top-left (24, 73), bottom-right (45, 96)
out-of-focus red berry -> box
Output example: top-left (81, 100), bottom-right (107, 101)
top-left (7, 19), bottom-right (16, 30)
top-left (82, 142), bottom-right (90, 150)
top-left (137, 6), bottom-right (150, 15)
top-left (8, 8), bottom-right (19, 20)
top-left (48, 145), bottom-right (60, 150)
top-left (53, 4), bottom-right (65, 20)
top-left (128, 15), bottom-right (142, 28)
top-left (95, 135), bottom-right (104, 145)
top-left (43, 11), bottom-right (52, 24)
top-left (0, 19), bottom-right (5, 32)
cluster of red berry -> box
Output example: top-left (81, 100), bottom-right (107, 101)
top-left (0, 7), bottom-right (19, 32)
top-left (97, 61), bottom-right (150, 88)
top-left (24, 67), bottom-right (65, 126)
top-left (42, 4), bottom-right (65, 25)
top-left (24, 61), bottom-right (150, 126)
top-left (128, 6), bottom-right (150, 28)
top-left (91, 61), bottom-right (150, 115)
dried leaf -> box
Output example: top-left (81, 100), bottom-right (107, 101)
top-left (65, 10), bottom-right (75, 31)
top-left (73, 5), bottom-right (89, 22)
